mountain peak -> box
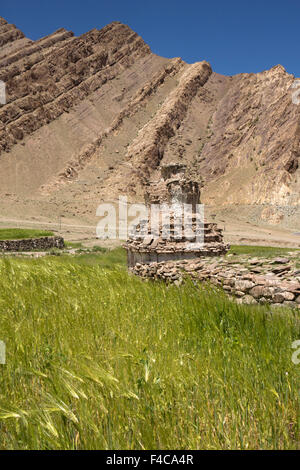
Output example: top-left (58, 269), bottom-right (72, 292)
top-left (0, 19), bottom-right (299, 230)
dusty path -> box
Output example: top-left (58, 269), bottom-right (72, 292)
top-left (223, 220), bottom-right (300, 248)
top-left (0, 215), bottom-right (299, 249)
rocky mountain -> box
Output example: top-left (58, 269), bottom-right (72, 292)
top-left (0, 16), bottom-right (299, 230)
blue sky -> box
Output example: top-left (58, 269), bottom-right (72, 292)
top-left (1, 0), bottom-right (299, 77)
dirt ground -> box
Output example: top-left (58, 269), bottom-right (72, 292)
top-left (222, 220), bottom-right (300, 248)
top-left (0, 210), bottom-right (299, 249)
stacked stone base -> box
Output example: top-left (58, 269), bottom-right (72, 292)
top-left (131, 259), bottom-right (300, 309)
top-left (0, 236), bottom-right (64, 252)
top-left (125, 221), bottom-right (230, 267)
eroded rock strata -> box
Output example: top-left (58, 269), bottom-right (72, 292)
top-left (0, 16), bottom-right (299, 229)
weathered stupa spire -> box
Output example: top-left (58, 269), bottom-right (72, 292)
top-left (124, 163), bottom-right (229, 268)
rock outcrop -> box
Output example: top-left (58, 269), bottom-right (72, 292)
top-left (0, 16), bottom-right (299, 230)
top-left (0, 20), bottom-right (150, 154)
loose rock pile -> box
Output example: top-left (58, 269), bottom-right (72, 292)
top-left (131, 253), bottom-right (300, 308)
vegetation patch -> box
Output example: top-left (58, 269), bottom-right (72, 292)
top-left (61, 247), bottom-right (127, 268)
top-left (228, 244), bottom-right (299, 258)
top-left (0, 228), bottom-right (54, 240)
top-left (0, 254), bottom-right (298, 450)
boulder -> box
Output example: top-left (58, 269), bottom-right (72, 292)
top-left (273, 293), bottom-right (285, 303)
top-left (273, 257), bottom-right (290, 264)
top-left (249, 285), bottom-right (265, 299)
top-left (242, 295), bottom-right (257, 305)
top-left (235, 280), bottom-right (255, 291)
top-left (282, 291), bottom-right (295, 301)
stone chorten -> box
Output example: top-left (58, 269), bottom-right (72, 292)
top-left (125, 163), bottom-right (229, 267)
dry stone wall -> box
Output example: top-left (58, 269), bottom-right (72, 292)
top-left (0, 236), bottom-right (64, 252)
top-left (131, 254), bottom-right (300, 309)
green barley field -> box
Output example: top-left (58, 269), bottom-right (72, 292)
top-left (0, 249), bottom-right (299, 449)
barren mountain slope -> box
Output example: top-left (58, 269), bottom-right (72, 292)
top-left (0, 17), bottom-right (299, 236)
top-left (0, 17), bottom-right (32, 59)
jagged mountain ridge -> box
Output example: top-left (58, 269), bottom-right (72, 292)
top-left (0, 16), bottom-right (299, 229)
